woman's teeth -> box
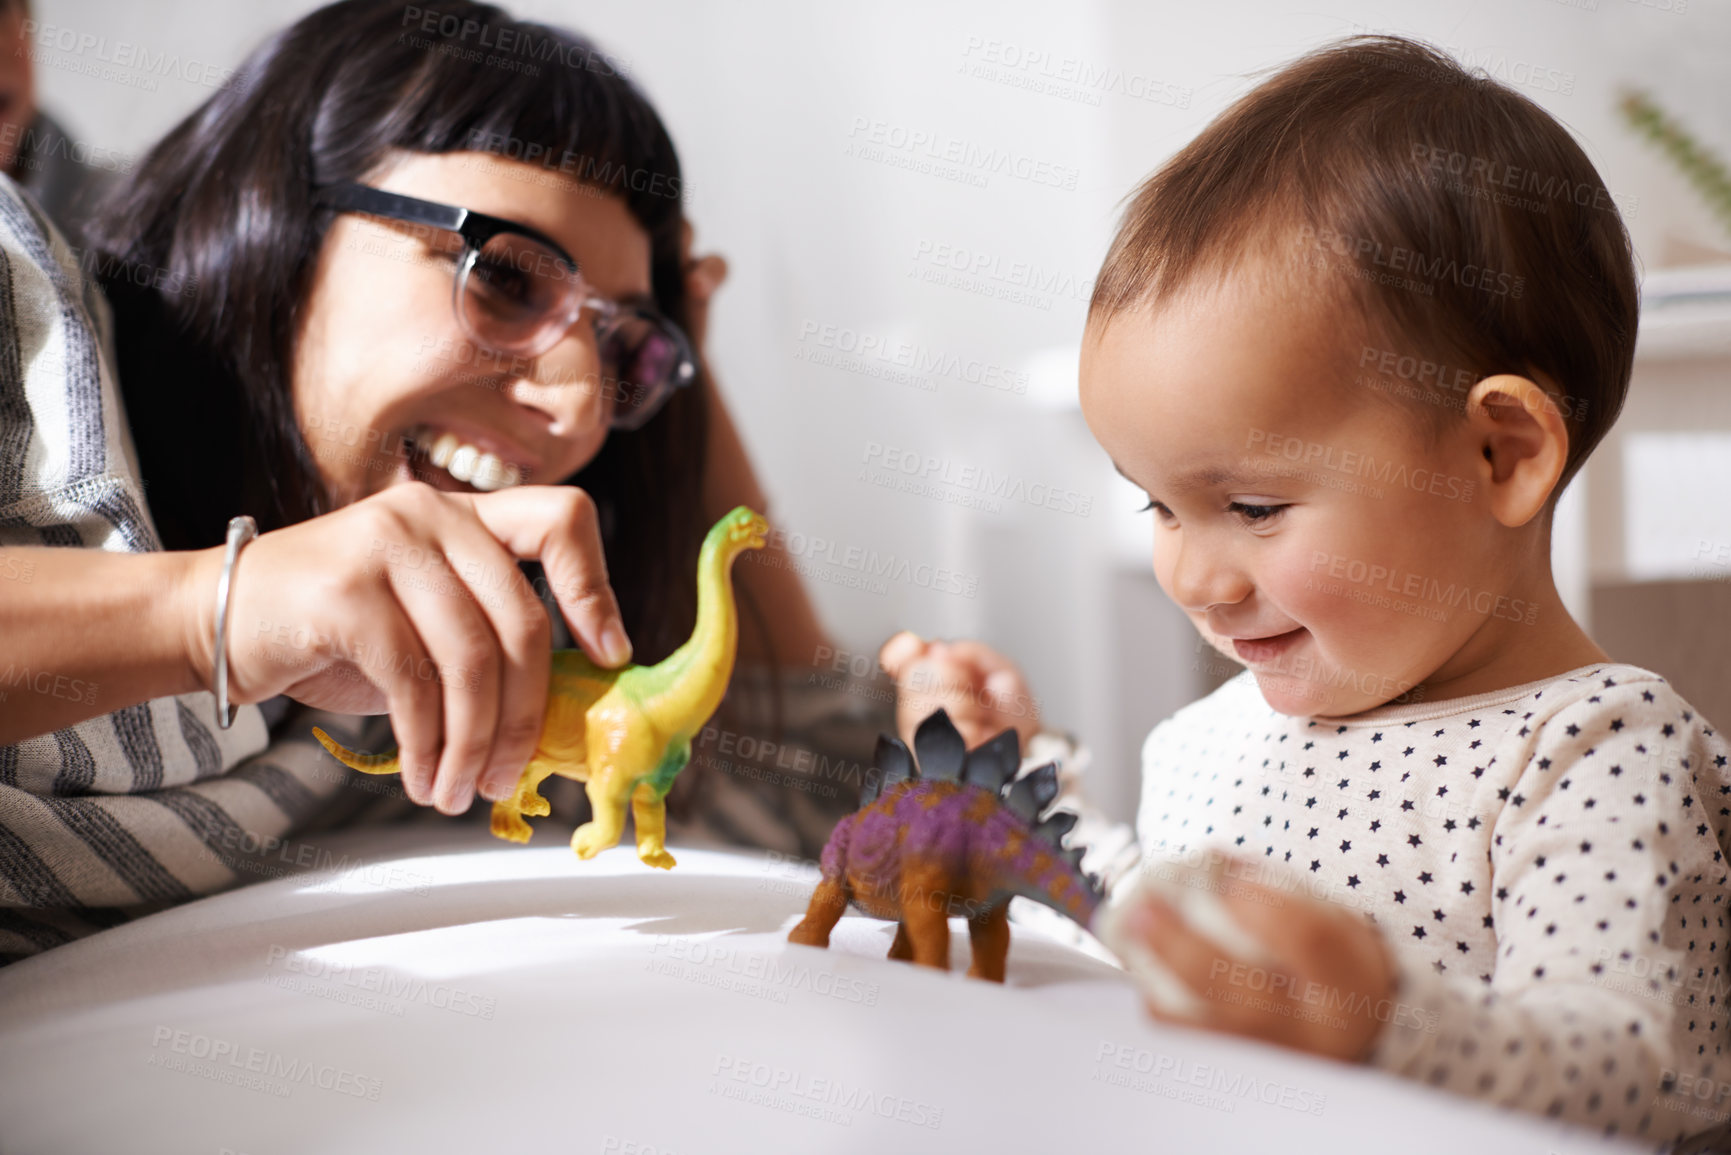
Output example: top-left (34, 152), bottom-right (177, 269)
top-left (412, 428), bottom-right (523, 491)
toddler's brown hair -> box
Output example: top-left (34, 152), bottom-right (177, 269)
top-left (1089, 35), bottom-right (1637, 493)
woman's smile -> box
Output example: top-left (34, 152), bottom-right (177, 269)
top-left (399, 423), bottom-right (534, 492)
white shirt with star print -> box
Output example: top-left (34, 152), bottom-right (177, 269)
top-left (1134, 662), bottom-right (1731, 1147)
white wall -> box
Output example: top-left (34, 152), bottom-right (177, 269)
top-left (30, 0), bottom-right (1731, 820)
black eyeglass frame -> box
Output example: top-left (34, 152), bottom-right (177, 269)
top-left (314, 181), bottom-right (582, 279)
top-left (312, 181), bottom-right (698, 430)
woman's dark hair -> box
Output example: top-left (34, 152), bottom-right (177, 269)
top-left (90, 0), bottom-right (722, 666)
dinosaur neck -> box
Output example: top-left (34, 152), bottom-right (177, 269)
top-left (643, 531), bottom-right (743, 731)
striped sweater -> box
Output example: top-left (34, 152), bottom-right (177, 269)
top-left (0, 175), bottom-right (403, 963)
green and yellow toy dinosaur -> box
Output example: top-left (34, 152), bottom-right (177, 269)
top-left (313, 505), bottom-right (768, 870)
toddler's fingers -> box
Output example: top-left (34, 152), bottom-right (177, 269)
top-left (899, 649), bottom-right (987, 710)
top-left (918, 639), bottom-right (1040, 737)
top-left (1095, 898), bottom-right (1207, 1021)
top-left (944, 639), bottom-right (1021, 680)
top-left (1118, 895), bottom-right (1314, 1044)
top-left (1143, 856), bottom-right (1394, 1059)
top-left (878, 630), bottom-right (927, 679)
top-left (1202, 855), bottom-right (1367, 970)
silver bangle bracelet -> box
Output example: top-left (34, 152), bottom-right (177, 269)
top-left (213, 515), bottom-right (258, 730)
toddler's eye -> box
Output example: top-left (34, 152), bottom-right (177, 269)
top-left (1229, 501), bottom-right (1286, 523)
top-left (1139, 497), bottom-right (1175, 520)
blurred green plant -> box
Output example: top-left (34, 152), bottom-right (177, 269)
top-left (1619, 89), bottom-right (1731, 237)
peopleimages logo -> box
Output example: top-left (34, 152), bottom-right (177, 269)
top-left (148, 1026), bottom-right (383, 1101)
top-left (0, 122), bottom-right (130, 173)
top-left (860, 442), bottom-right (1093, 516)
top-left (710, 1055), bottom-right (943, 1130)
top-left (957, 37), bottom-right (1192, 109)
top-left (19, 19), bottom-right (237, 90)
top-left (263, 945), bottom-right (497, 1018)
top-left (1244, 428), bottom-right (1476, 503)
top-left (759, 527), bottom-right (980, 598)
top-left (1410, 143), bottom-right (1636, 218)
top-left (0, 663), bottom-right (97, 705)
top-left (845, 116), bottom-right (1080, 191)
top-left (909, 239), bottom-right (1094, 310)
top-left (797, 321), bottom-right (1029, 394)
top-left (400, 6), bottom-right (631, 76)
top-left (1294, 223), bottom-right (1525, 299)
top-left (1307, 550), bottom-right (1540, 625)
top-left (1093, 1041), bottom-right (1330, 1115)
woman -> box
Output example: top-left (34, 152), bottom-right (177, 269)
top-left (0, 0), bottom-right (873, 963)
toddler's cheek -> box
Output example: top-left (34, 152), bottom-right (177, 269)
top-left (1263, 554), bottom-right (1400, 676)
top-left (1262, 552), bottom-right (1353, 634)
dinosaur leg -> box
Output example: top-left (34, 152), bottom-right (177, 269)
top-left (899, 862), bottom-right (953, 971)
top-left (571, 770), bottom-right (631, 859)
top-left (490, 757), bottom-right (560, 844)
top-left (966, 903), bottom-right (1011, 983)
top-left (515, 757), bottom-right (560, 817)
top-left (787, 878), bottom-right (851, 948)
top-left (628, 739), bottom-right (689, 870)
top-left (631, 779), bottom-right (677, 871)
top-left (887, 923), bottom-right (914, 961)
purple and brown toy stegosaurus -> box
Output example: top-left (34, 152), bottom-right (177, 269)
top-left (787, 707), bottom-right (1103, 982)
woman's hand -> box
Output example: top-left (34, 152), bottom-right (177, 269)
top-left (1097, 855), bottom-right (1396, 1062)
top-left (877, 631), bottom-right (1041, 749)
top-left (178, 483), bottom-right (630, 815)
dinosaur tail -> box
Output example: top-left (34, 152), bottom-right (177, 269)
top-left (310, 727), bottom-right (402, 776)
top-left (1006, 860), bottom-right (1104, 927)
top-left (996, 803), bottom-right (1105, 928)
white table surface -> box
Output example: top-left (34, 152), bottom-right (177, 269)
top-left (0, 824), bottom-right (1643, 1155)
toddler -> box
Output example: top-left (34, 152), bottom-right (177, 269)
top-left (896, 34), bottom-right (1730, 1150)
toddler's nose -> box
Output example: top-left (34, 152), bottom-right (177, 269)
top-left (1165, 537), bottom-right (1251, 613)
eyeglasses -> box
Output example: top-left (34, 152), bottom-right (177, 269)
top-left (313, 182), bottom-right (696, 431)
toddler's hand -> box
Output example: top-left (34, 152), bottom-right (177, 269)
top-left (1095, 854), bottom-right (1396, 1062)
top-left (877, 630), bottom-right (1040, 749)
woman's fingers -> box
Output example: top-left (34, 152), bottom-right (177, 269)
top-left (474, 564), bottom-right (550, 801)
top-left (223, 482), bottom-right (626, 814)
top-left (364, 600), bottom-right (442, 806)
top-left (419, 503), bottom-right (553, 804)
top-left (380, 538), bottom-right (503, 814)
top-left (471, 486), bottom-right (630, 668)
top-left (359, 485), bottom-right (508, 815)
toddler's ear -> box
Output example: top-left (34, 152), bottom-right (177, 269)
top-left (1465, 373), bottom-right (1570, 529)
